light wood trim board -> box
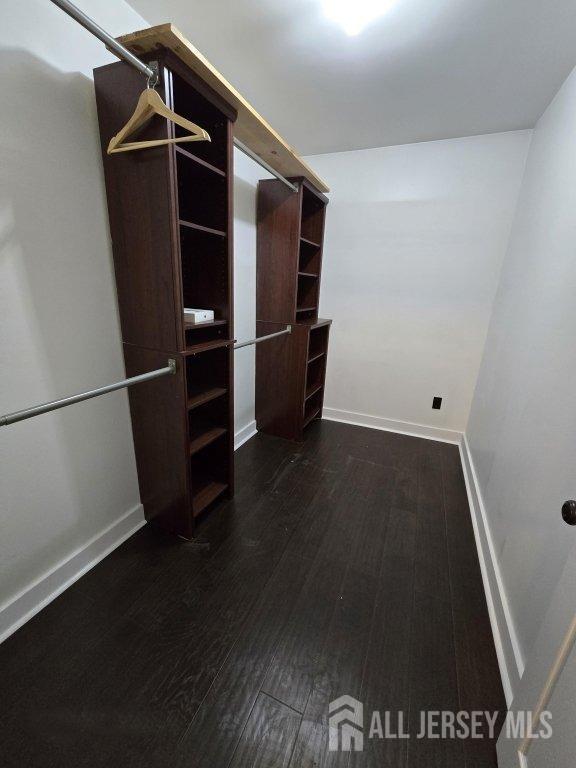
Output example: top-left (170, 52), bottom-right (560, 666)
top-left (117, 24), bottom-right (330, 193)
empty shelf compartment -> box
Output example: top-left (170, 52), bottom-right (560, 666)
top-left (308, 324), bottom-right (329, 359)
top-left (172, 70), bottom-right (230, 173)
top-left (176, 151), bottom-right (227, 232)
top-left (303, 388), bottom-right (323, 428)
top-left (190, 439), bottom-right (229, 517)
top-left (298, 240), bottom-right (321, 276)
top-left (188, 398), bottom-right (228, 456)
top-left (186, 346), bottom-right (229, 407)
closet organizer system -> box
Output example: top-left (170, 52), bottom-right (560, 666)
top-left (91, 24), bottom-right (332, 538)
top-left (0, 3), bottom-right (331, 541)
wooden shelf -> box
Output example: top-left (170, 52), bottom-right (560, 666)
top-left (179, 219), bottom-right (226, 238)
top-left (175, 145), bottom-right (226, 178)
top-left (298, 271), bottom-right (319, 279)
top-left (296, 306), bottom-right (318, 314)
top-left (185, 338), bottom-right (234, 355)
top-left (187, 387), bottom-right (227, 410)
top-left (192, 480), bottom-right (228, 517)
top-left (184, 319), bottom-right (227, 330)
top-left (300, 236), bottom-right (321, 248)
top-left (118, 24), bottom-right (329, 194)
top-left (303, 406), bottom-right (321, 429)
top-left (305, 383), bottom-right (323, 401)
top-left (308, 351), bottom-right (325, 364)
top-left (189, 427), bottom-right (227, 456)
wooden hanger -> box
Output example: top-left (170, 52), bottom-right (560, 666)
top-left (107, 87), bottom-right (211, 154)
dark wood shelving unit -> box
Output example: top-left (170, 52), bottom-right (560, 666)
top-left (94, 49), bottom-right (236, 538)
top-left (256, 176), bottom-right (331, 441)
top-left (255, 318), bottom-right (331, 442)
top-left (256, 177), bottom-right (328, 325)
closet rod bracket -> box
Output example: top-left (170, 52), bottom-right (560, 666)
top-left (147, 61), bottom-right (159, 89)
top-left (49, 0), bottom-right (155, 80)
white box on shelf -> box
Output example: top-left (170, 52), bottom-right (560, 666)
top-left (183, 308), bottom-right (215, 324)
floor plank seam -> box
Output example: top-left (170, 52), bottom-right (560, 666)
top-left (261, 690), bottom-right (304, 715)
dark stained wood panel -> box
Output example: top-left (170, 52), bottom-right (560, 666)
top-left (256, 179), bottom-right (302, 323)
top-left (94, 61), bottom-right (181, 353)
top-left (255, 321), bottom-right (308, 441)
top-left (123, 345), bottom-right (192, 539)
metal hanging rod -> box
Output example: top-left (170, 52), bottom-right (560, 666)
top-left (233, 138), bottom-right (299, 193)
top-left (234, 325), bottom-right (292, 350)
top-left (0, 359), bottom-right (176, 428)
top-left (50, 0), bottom-right (155, 80)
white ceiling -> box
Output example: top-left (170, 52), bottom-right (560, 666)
top-left (127, 0), bottom-right (576, 156)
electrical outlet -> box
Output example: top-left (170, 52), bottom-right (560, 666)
top-left (432, 397), bottom-right (442, 410)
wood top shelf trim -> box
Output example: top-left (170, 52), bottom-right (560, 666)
top-left (298, 271), bottom-right (319, 279)
top-left (117, 24), bottom-right (329, 194)
top-left (308, 351), bottom-right (325, 364)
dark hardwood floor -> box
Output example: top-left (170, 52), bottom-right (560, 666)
top-left (0, 421), bottom-right (505, 767)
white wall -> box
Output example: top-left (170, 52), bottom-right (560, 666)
top-left (0, 1), bottom-right (267, 638)
top-left (0, 0), bottom-right (150, 635)
top-left (467, 65), bottom-right (576, 683)
top-left (305, 132), bottom-right (531, 435)
top-left (233, 149), bottom-right (270, 444)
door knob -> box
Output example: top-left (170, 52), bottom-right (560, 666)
top-left (562, 500), bottom-right (576, 526)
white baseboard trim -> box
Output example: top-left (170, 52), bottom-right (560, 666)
top-left (322, 407), bottom-right (462, 444)
top-left (234, 419), bottom-right (258, 450)
top-left (0, 504), bottom-right (145, 645)
top-left (459, 435), bottom-right (524, 705)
